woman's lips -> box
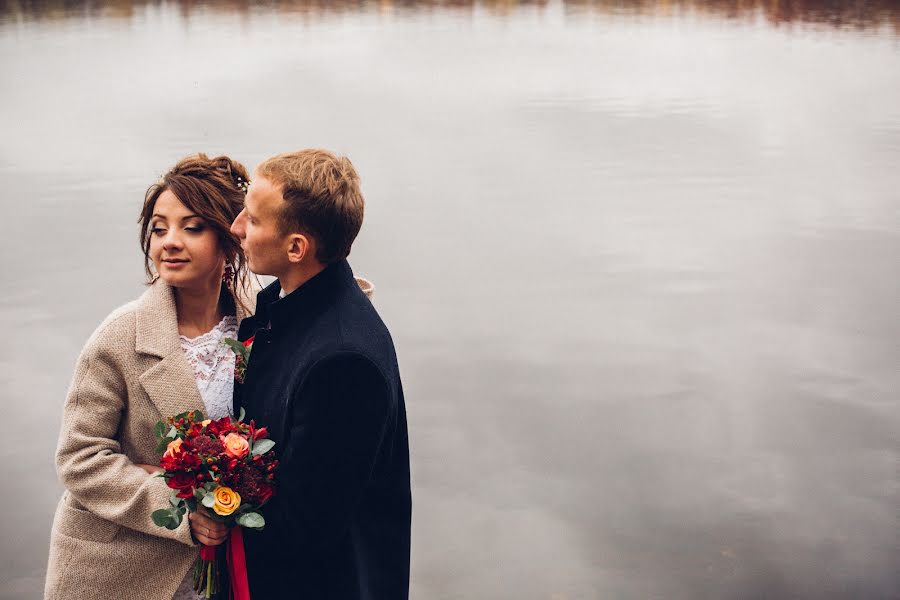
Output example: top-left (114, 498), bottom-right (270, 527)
top-left (161, 259), bottom-right (189, 268)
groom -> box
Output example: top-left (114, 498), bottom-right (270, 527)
top-left (229, 149), bottom-right (411, 599)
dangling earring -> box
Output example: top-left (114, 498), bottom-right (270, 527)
top-left (223, 264), bottom-right (235, 287)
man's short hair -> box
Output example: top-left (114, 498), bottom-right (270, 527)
top-left (258, 149), bottom-right (364, 265)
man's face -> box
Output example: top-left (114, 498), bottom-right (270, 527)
top-left (231, 173), bottom-right (289, 277)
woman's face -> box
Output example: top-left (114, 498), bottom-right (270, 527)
top-left (149, 190), bottom-right (225, 290)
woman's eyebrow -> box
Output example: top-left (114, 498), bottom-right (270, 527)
top-left (150, 213), bottom-right (202, 221)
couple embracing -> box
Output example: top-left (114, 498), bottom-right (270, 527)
top-left (44, 150), bottom-right (411, 600)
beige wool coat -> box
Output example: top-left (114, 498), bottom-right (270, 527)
top-left (45, 275), bottom-right (374, 600)
top-left (45, 281), bottom-right (256, 600)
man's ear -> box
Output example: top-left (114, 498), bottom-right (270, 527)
top-left (286, 234), bottom-right (312, 264)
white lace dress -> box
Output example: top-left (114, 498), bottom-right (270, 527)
top-left (172, 315), bottom-right (238, 600)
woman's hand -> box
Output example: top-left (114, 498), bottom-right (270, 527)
top-left (189, 506), bottom-right (229, 546)
top-left (135, 463), bottom-right (163, 475)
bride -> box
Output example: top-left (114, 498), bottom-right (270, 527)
top-left (45, 154), bottom-right (253, 600)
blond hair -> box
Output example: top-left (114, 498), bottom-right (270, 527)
top-left (257, 149), bottom-right (364, 264)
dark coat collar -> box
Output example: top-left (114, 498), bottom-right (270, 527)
top-left (256, 260), bottom-right (356, 332)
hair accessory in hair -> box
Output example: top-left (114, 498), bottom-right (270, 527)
top-left (235, 176), bottom-right (250, 194)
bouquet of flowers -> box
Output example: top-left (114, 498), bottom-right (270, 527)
top-left (151, 408), bottom-right (278, 599)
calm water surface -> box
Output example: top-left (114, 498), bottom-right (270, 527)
top-left (1, 1), bottom-right (898, 599)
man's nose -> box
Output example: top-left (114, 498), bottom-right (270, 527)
top-left (231, 211), bottom-right (245, 238)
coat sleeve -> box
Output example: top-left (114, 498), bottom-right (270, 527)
top-left (55, 330), bottom-right (194, 546)
top-left (272, 351), bottom-right (391, 552)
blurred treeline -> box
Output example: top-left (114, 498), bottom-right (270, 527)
top-left (1, 0), bottom-right (898, 30)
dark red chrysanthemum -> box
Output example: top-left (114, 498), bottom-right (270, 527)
top-left (228, 462), bottom-right (275, 505)
top-left (190, 435), bottom-right (225, 457)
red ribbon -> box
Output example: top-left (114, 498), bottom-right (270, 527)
top-left (199, 544), bottom-right (216, 562)
top-left (227, 527), bottom-right (251, 600)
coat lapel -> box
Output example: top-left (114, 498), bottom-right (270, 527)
top-left (139, 353), bottom-right (205, 419)
top-left (134, 282), bottom-right (204, 418)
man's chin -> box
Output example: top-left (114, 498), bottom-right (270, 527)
top-left (246, 260), bottom-right (273, 277)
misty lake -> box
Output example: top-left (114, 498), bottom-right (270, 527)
top-left (1, 1), bottom-right (898, 598)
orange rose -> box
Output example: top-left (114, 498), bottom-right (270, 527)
top-left (163, 438), bottom-right (183, 458)
top-left (222, 433), bottom-right (250, 459)
top-left (212, 486), bottom-right (241, 516)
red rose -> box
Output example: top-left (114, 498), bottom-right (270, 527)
top-left (253, 427), bottom-right (268, 440)
top-left (243, 336), bottom-right (255, 348)
top-left (222, 433), bottom-right (250, 459)
top-left (166, 471), bottom-right (196, 498)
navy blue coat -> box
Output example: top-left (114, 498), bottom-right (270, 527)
top-left (234, 260), bottom-right (411, 600)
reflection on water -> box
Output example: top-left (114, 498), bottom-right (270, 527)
top-left (1, 0), bottom-right (899, 599)
top-left (3, 0), bottom-right (900, 30)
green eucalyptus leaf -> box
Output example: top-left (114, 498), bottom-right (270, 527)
top-left (151, 509), bottom-right (172, 527)
top-left (169, 496), bottom-right (182, 508)
top-left (223, 338), bottom-right (248, 357)
top-left (167, 426), bottom-right (178, 439)
top-left (150, 507), bottom-right (182, 530)
top-left (251, 439), bottom-right (275, 456)
top-left (154, 421), bottom-right (166, 439)
top-left (202, 493), bottom-right (216, 509)
top-left (236, 512), bottom-right (265, 529)
top-left (238, 407), bottom-right (246, 423)
top-left (166, 508), bottom-right (184, 529)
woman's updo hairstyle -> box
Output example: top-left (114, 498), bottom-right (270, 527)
top-left (138, 153), bottom-right (251, 308)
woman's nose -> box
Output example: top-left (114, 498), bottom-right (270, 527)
top-left (162, 230), bottom-right (184, 250)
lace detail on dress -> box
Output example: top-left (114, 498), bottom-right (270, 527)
top-left (173, 315), bottom-right (238, 600)
top-left (179, 316), bottom-right (238, 420)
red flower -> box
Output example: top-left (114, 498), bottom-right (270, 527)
top-left (191, 435), bottom-right (225, 457)
top-left (160, 446), bottom-right (201, 472)
top-left (243, 336), bottom-right (255, 348)
top-left (166, 471), bottom-right (196, 498)
top-left (257, 484), bottom-right (274, 503)
top-left (206, 416), bottom-right (236, 437)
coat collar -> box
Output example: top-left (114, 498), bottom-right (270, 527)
top-left (260, 259), bottom-right (356, 332)
top-left (135, 280), bottom-right (255, 357)
top-left (238, 264), bottom-right (372, 341)
top-left (134, 281), bottom-right (255, 419)
top-left (134, 281), bottom-right (180, 358)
